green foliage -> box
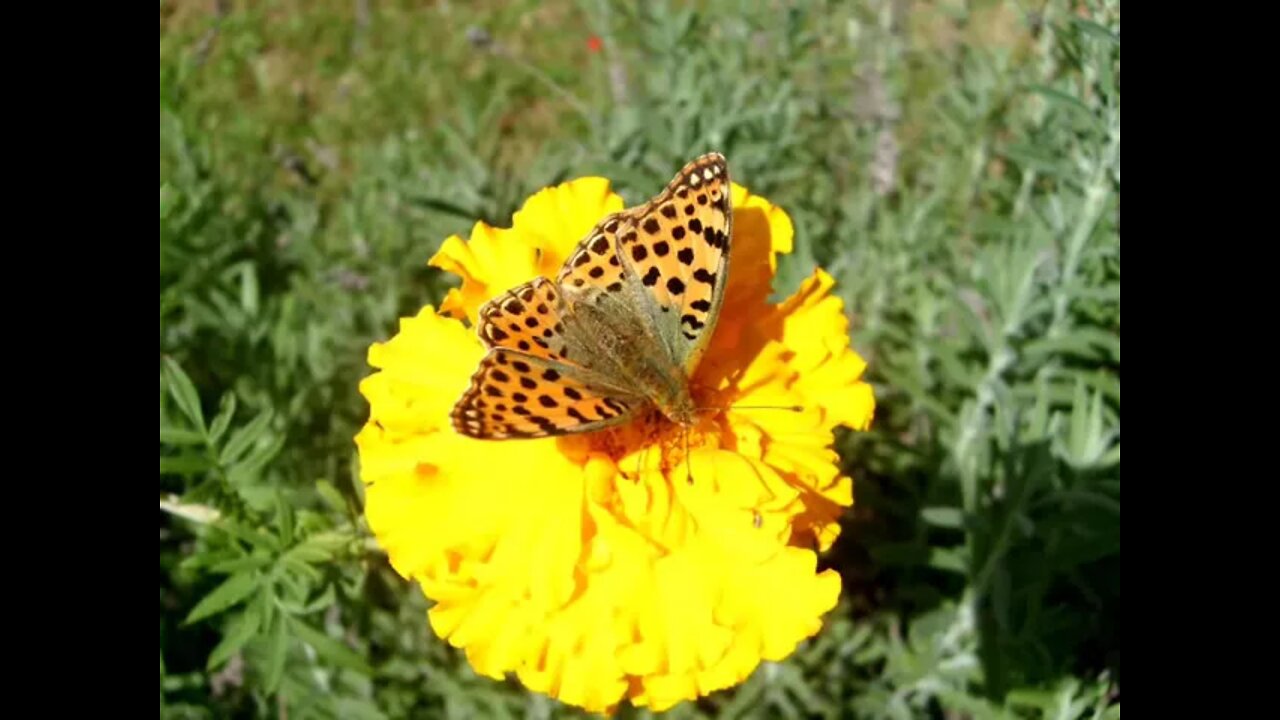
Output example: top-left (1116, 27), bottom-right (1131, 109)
top-left (160, 0), bottom-right (1119, 717)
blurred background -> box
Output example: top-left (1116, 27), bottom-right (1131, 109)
top-left (160, 1), bottom-right (1120, 717)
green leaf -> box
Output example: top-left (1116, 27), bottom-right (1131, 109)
top-left (212, 520), bottom-right (281, 552)
top-left (315, 480), bottom-right (347, 514)
top-left (1100, 445), bottom-right (1120, 467)
top-left (408, 193), bottom-right (481, 221)
top-left (160, 427), bottom-right (206, 446)
top-left (1069, 327), bottom-right (1121, 363)
top-left (302, 584), bottom-right (337, 614)
top-left (1077, 283), bottom-right (1121, 305)
top-left (280, 584), bottom-right (338, 615)
top-left (1071, 17), bottom-right (1120, 45)
top-left (177, 548), bottom-right (236, 573)
top-left (184, 572), bottom-right (260, 625)
top-left (238, 263), bottom-right (260, 316)
top-left (220, 408), bottom-right (274, 465)
top-left (1089, 371), bottom-right (1121, 407)
top-left (938, 690), bottom-right (1005, 718)
top-left (1007, 688), bottom-right (1056, 708)
top-left (285, 544), bottom-right (335, 565)
top-left (248, 585), bottom-right (275, 641)
top-left (210, 553), bottom-right (273, 575)
top-left (922, 507), bottom-right (964, 529)
top-left (292, 531), bottom-right (351, 561)
top-left (208, 392), bottom-right (237, 446)
top-left (928, 547), bottom-right (969, 574)
top-left (1002, 142), bottom-right (1070, 176)
top-left (160, 184), bottom-right (178, 219)
top-left (1023, 338), bottom-right (1086, 364)
top-left (293, 619), bottom-right (372, 675)
top-left (933, 344), bottom-right (980, 389)
top-left (263, 614), bottom-right (289, 693)
top-left (236, 485), bottom-right (277, 513)
top-left (227, 433), bottom-right (286, 484)
top-left (275, 492), bottom-right (295, 547)
top-left (206, 605), bottom-right (262, 670)
top-left (275, 565), bottom-right (310, 606)
top-left (1061, 378), bottom-right (1116, 468)
top-left (162, 357), bottom-right (205, 433)
top-left (1025, 84), bottom-right (1093, 118)
top-left (281, 556), bottom-right (324, 584)
top-left (160, 455), bottom-right (213, 476)
top-left (332, 698), bottom-right (390, 720)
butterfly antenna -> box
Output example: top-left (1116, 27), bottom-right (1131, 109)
top-left (634, 409), bottom-right (655, 481)
top-left (633, 413), bottom-right (649, 480)
top-left (696, 404), bottom-right (805, 414)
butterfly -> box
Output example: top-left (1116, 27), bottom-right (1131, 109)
top-left (450, 152), bottom-right (732, 440)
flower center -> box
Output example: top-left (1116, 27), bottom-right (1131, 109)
top-left (580, 405), bottom-right (726, 478)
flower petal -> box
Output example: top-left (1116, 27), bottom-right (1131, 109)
top-left (511, 176), bottom-right (624, 275)
top-left (429, 222), bottom-right (541, 320)
top-left (428, 178), bottom-right (625, 319)
top-left (774, 268), bottom-right (876, 431)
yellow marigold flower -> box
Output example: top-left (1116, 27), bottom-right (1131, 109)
top-left (355, 173), bottom-right (875, 714)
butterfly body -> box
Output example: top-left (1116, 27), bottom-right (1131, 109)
top-left (557, 297), bottom-right (699, 428)
top-left (451, 153), bottom-right (732, 440)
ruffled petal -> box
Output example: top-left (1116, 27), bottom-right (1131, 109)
top-left (428, 178), bottom-right (624, 320)
top-left (723, 182), bottom-right (795, 316)
top-left (774, 269), bottom-right (876, 432)
top-left (511, 176), bottom-right (625, 275)
top-left (429, 222), bottom-right (541, 321)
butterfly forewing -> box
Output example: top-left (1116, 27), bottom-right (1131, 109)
top-left (556, 211), bottom-right (631, 295)
top-left (614, 153), bottom-right (732, 374)
top-left (476, 277), bottom-right (573, 363)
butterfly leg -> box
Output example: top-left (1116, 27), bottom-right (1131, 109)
top-left (683, 424), bottom-right (696, 485)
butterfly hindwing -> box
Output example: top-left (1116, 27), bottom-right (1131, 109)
top-left (451, 348), bottom-right (644, 439)
top-left (614, 153), bottom-right (732, 373)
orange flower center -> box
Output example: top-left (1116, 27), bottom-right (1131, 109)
top-left (571, 401), bottom-right (728, 481)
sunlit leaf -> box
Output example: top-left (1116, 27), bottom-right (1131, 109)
top-left (263, 614), bottom-right (289, 693)
top-left (208, 392), bottom-right (238, 446)
top-left (220, 408), bottom-right (274, 466)
top-left (293, 619), bottom-right (372, 675)
top-left (185, 572), bottom-right (260, 624)
top-left (207, 605), bottom-right (262, 670)
top-left (160, 427), bottom-right (206, 446)
top-left (162, 357), bottom-right (205, 433)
